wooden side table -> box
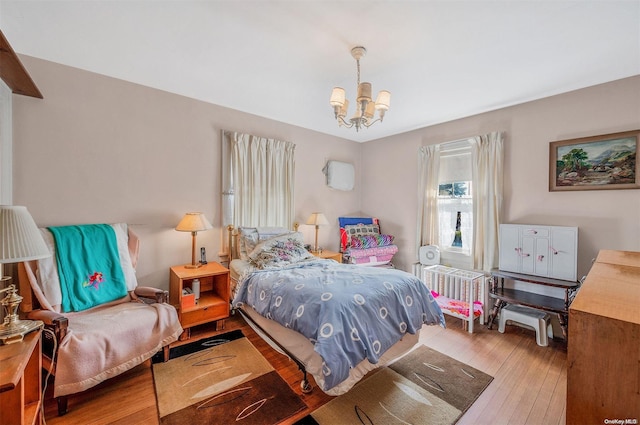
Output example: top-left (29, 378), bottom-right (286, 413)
top-left (487, 269), bottom-right (580, 341)
top-left (0, 329), bottom-right (43, 425)
top-left (169, 262), bottom-right (230, 340)
top-left (313, 250), bottom-right (342, 263)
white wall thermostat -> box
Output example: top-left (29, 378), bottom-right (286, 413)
top-left (419, 245), bottom-right (440, 266)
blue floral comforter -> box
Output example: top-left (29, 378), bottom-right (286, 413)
top-left (232, 259), bottom-right (445, 392)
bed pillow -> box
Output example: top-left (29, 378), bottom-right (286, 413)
top-left (350, 234), bottom-right (394, 249)
top-left (238, 228), bottom-right (258, 260)
top-left (248, 232), bottom-right (314, 269)
top-left (343, 223), bottom-right (380, 249)
top-left (338, 217), bottom-right (377, 252)
top-left (238, 226), bottom-right (289, 260)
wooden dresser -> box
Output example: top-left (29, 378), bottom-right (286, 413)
top-left (566, 250), bottom-right (640, 424)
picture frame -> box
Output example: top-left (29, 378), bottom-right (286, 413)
top-left (549, 130), bottom-right (639, 192)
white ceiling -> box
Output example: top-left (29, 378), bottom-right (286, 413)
top-left (1, 1), bottom-right (639, 143)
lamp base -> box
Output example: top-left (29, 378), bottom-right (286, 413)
top-left (184, 263), bottom-right (203, 269)
top-left (0, 319), bottom-right (43, 345)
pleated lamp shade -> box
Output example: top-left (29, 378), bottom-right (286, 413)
top-left (0, 205), bottom-right (50, 343)
top-left (0, 205), bottom-right (50, 264)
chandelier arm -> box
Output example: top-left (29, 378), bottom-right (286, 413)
top-left (336, 115), bottom-right (355, 128)
top-left (361, 117), bottom-right (382, 128)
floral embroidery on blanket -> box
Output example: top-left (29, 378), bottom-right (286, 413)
top-left (83, 272), bottom-right (104, 290)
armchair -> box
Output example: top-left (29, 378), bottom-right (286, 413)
top-left (17, 223), bottom-right (183, 416)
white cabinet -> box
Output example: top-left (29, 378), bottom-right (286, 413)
top-left (499, 224), bottom-right (578, 282)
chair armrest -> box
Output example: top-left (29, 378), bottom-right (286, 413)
top-left (134, 286), bottom-right (169, 304)
top-left (27, 309), bottom-right (69, 345)
top-left (27, 309), bottom-right (66, 325)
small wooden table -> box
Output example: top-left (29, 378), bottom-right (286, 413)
top-left (169, 262), bottom-right (230, 340)
top-left (0, 329), bottom-right (43, 425)
top-left (312, 250), bottom-right (342, 263)
top-left (487, 269), bottom-right (580, 341)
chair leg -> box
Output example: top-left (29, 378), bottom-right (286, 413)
top-left (163, 345), bottom-right (170, 362)
top-left (57, 396), bottom-right (68, 416)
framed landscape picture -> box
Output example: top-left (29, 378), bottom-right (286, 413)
top-left (549, 130), bottom-right (639, 191)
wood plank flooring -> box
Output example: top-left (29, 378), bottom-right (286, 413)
top-left (41, 313), bottom-right (567, 425)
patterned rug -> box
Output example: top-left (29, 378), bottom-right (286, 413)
top-left (296, 345), bottom-right (493, 425)
top-left (152, 330), bottom-right (307, 424)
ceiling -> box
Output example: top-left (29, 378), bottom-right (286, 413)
top-left (1, 1), bottom-right (639, 143)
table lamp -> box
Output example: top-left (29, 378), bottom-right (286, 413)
top-left (0, 205), bottom-right (50, 344)
top-left (306, 212), bottom-right (329, 253)
top-left (176, 212), bottom-right (213, 268)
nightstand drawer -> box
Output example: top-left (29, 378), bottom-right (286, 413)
top-left (181, 302), bottom-right (228, 327)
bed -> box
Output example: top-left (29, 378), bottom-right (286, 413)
top-left (227, 225), bottom-right (445, 395)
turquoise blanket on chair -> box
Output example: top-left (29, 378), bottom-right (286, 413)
top-left (49, 224), bottom-right (127, 312)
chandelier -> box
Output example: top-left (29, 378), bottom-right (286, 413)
top-left (329, 46), bottom-right (391, 132)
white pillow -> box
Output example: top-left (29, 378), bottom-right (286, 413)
top-left (238, 226), bottom-right (290, 260)
top-left (111, 223), bottom-right (138, 291)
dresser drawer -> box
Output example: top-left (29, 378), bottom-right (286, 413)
top-left (520, 226), bottom-right (550, 237)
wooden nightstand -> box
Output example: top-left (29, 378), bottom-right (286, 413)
top-left (312, 250), bottom-right (342, 263)
top-left (169, 262), bottom-right (230, 340)
top-left (0, 329), bottom-right (42, 425)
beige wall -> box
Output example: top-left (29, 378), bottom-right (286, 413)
top-left (361, 75), bottom-right (640, 276)
top-left (12, 56), bottom-right (362, 289)
top-left (11, 56), bottom-right (640, 288)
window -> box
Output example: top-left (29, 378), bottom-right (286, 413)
top-left (417, 132), bottom-right (504, 272)
top-left (438, 181), bottom-right (472, 254)
top-left (437, 141), bottom-right (473, 267)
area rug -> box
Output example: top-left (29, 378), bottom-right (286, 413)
top-left (152, 330), bottom-right (307, 424)
top-left (296, 345), bottom-right (493, 425)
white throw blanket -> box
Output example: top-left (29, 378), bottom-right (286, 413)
top-left (54, 301), bottom-right (182, 397)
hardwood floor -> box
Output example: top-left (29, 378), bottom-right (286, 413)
top-left (42, 313), bottom-right (567, 425)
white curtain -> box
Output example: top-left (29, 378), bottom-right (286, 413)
top-left (416, 144), bottom-right (440, 260)
top-left (471, 131), bottom-right (504, 272)
top-left (221, 131), bottom-right (295, 253)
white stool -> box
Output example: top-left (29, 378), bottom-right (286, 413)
top-left (498, 304), bottom-right (551, 346)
